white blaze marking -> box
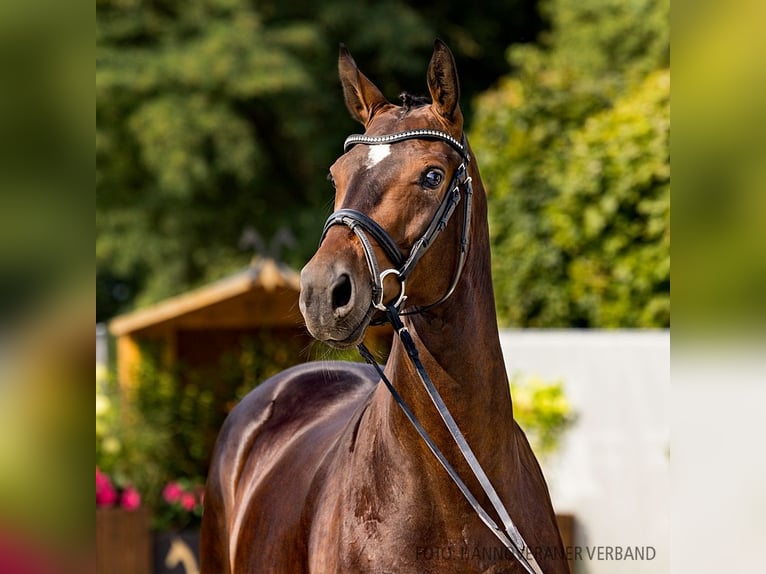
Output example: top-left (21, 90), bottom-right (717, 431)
top-left (365, 144), bottom-right (391, 169)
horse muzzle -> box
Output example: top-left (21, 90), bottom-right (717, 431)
top-left (299, 244), bottom-right (374, 349)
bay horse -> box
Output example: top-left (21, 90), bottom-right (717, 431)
top-left (200, 40), bottom-right (569, 573)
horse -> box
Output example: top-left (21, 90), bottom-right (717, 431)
top-left (200, 40), bottom-right (569, 573)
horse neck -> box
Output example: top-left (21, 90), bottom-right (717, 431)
top-left (378, 162), bottom-right (516, 479)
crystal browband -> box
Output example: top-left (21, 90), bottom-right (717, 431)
top-left (344, 129), bottom-right (466, 158)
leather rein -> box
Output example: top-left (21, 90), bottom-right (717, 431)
top-left (320, 129), bottom-right (543, 574)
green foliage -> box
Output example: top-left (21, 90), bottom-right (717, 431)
top-left (548, 71), bottom-right (670, 326)
top-left (97, 0), bottom-right (316, 309)
top-left (536, 0), bottom-right (668, 84)
top-left (510, 373), bottom-right (574, 458)
top-left (99, 332), bottom-right (302, 520)
top-left (96, 365), bottom-right (122, 473)
top-left (470, 0), bottom-right (669, 327)
top-left (96, 0), bottom-right (543, 319)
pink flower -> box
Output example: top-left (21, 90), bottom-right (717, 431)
top-left (162, 482), bottom-right (183, 504)
top-left (120, 486), bottom-right (141, 511)
top-left (96, 467), bottom-right (109, 491)
top-left (180, 492), bottom-right (196, 511)
top-left (96, 468), bottom-right (118, 507)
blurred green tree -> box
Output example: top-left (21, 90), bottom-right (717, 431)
top-left (470, 0), bottom-right (669, 327)
top-left (96, 0), bottom-right (542, 319)
top-left (97, 0), bottom-right (316, 313)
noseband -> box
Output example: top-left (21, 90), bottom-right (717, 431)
top-left (320, 129), bottom-right (473, 315)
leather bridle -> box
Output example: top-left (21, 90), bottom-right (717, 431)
top-left (319, 129), bottom-right (544, 574)
top-left (320, 129), bottom-right (473, 316)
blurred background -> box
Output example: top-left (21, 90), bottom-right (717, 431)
top-left (8, 0), bottom-right (766, 572)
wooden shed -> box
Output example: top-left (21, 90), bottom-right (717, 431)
top-left (109, 258), bottom-right (306, 389)
top-left (109, 257), bottom-right (391, 389)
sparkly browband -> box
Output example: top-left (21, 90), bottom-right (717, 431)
top-left (344, 129), bottom-right (466, 158)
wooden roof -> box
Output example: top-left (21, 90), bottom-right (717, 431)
top-left (109, 258), bottom-right (303, 337)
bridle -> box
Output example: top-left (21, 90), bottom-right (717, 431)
top-left (319, 129), bottom-right (544, 574)
top-left (320, 129), bottom-right (473, 316)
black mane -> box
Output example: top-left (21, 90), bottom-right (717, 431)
top-left (399, 92), bottom-right (431, 111)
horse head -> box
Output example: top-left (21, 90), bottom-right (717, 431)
top-left (300, 40), bottom-right (471, 348)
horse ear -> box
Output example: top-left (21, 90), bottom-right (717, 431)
top-left (427, 39), bottom-right (462, 125)
top-left (338, 44), bottom-right (389, 126)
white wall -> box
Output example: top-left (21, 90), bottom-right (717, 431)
top-left (499, 330), bottom-right (669, 574)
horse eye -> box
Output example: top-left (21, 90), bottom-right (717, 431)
top-left (422, 169), bottom-right (444, 189)
top-left (327, 173), bottom-right (336, 189)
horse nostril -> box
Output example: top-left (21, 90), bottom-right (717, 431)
top-left (331, 273), bottom-right (353, 311)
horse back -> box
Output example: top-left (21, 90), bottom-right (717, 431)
top-left (200, 360), bottom-right (378, 573)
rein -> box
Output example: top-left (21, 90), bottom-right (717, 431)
top-left (359, 310), bottom-right (542, 574)
top-left (320, 129), bottom-right (543, 574)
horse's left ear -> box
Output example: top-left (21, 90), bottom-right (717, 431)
top-left (427, 39), bottom-right (462, 125)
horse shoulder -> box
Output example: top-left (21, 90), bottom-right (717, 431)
top-left (201, 361), bottom-right (378, 573)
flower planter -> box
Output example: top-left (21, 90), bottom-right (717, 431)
top-left (154, 529), bottom-right (200, 574)
top-left (96, 507), bottom-right (152, 574)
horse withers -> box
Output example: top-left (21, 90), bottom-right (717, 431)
top-left (200, 40), bottom-right (569, 574)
